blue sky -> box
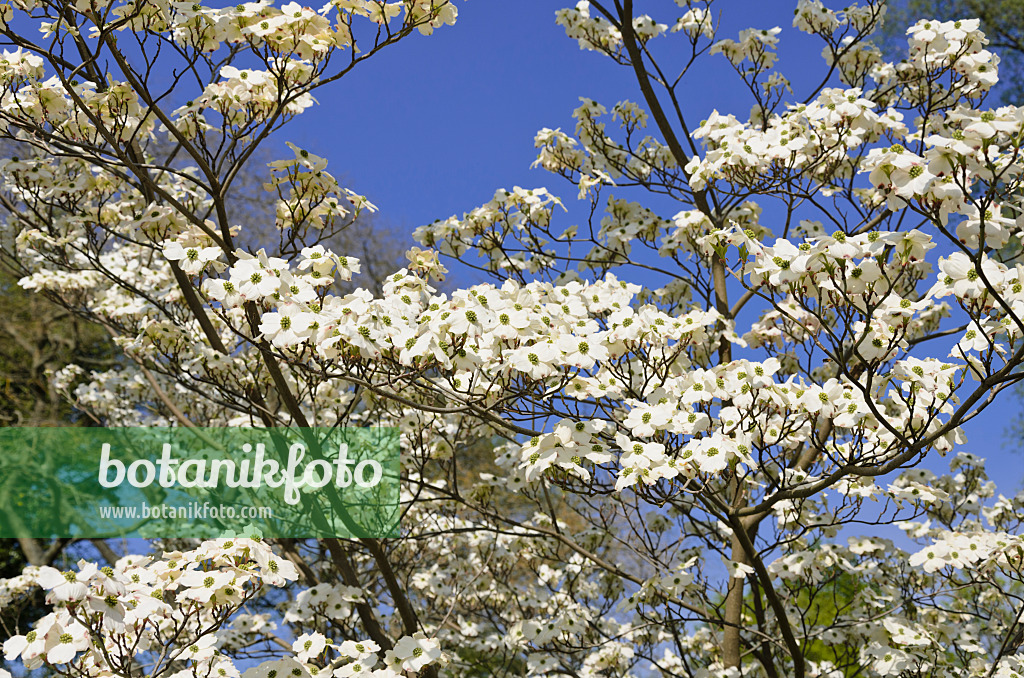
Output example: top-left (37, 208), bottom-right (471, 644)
top-left (282, 1), bottom-right (1024, 491)
top-left (294, 1), bottom-right (791, 227)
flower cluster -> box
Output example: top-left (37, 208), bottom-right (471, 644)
top-left (711, 26), bottom-right (782, 69)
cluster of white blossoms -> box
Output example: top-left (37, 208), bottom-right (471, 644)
top-left (1, 76), bottom-right (151, 143)
top-left (0, 48), bottom-right (45, 87)
top-left (685, 87), bottom-right (909, 193)
top-left (105, 0), bottom-right (456, 53)
top-left (534, 98), bottom-right (676, 191)
top-left (0, 540), bottom-right (448, 678)
top-left (792, 0), bottom-right (843, 35)
top-left (264, 142), bottom-right (379, 233)
top-left (710, 26), bottom-right (782, 69)
top-left (1, 0), bottom-right (460, 144)
top-left (170, 63), bottom-right (317, 133)
top-left (906, 18), bottom-right (994, 79)
top-left (555, 1), bottom-right (667, 54)
top-left (861, 107), bottom-right (1024, 222)
top-left (671, 4), bottom-right (714, 40)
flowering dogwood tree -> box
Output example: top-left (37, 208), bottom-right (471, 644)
top-left (2, 0), bottom-right (1024, 676)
